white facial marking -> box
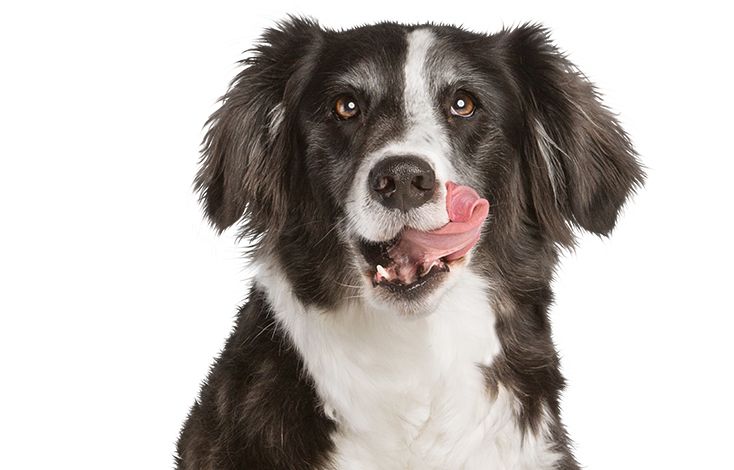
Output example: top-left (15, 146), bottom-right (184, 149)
top-left (345, 28), bottom-right (456, 243)
top-left (401, 29), bottom-right (455, 180)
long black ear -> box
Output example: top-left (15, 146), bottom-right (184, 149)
top-left (498, 24), bottom-right (644, 246)
top-left (195, 17), bottom-right (321, 235)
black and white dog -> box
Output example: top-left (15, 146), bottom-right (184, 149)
top-left (176, 17), bottom-right (643, 470)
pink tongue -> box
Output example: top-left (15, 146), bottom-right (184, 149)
top-left (388, 182), bottom-right (489, 270)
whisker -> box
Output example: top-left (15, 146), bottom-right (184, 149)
top-left (313, 215), bottom-right (347, 247)
top-left (335, 281), bottom-right (362, 289)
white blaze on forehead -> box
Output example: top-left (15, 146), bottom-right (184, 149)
top-left (404, 29), bottom-right (436, 122)
top-left (397, 28), bottom-right (455, 181)
top-left (343, 28), bottom-right (456, 243)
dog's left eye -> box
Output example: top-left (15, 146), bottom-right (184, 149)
top-left (450, 91), bottom-right (476, 118)
top-left (334, 95), bottom-right (360, 120)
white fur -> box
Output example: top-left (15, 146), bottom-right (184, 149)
top-left (344, 29), bottom-right (456, 242)
top-left (255, 259), bottom-right (561, 470)
top-left (255, 27), bottom-right (560, 470)
top-left (401, 29), bottom-right (455, 181)
top-left (267, 102), bottom-right (286, 142)
top-left (533, 118), bottom-right (568, 203)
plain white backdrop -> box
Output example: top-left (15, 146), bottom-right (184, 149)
top-left (1, 1), bottom-right (733, 468)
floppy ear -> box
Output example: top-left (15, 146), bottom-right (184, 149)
top-left (499, 24), bottom-right (644, 246)
top-left (195, 17), bottom-right (321, 235)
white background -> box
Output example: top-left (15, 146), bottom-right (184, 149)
top-left (1, 1), bottom-right (732, 469)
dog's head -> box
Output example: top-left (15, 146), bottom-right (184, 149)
top-left (195, 18), bottom-right (643, 315)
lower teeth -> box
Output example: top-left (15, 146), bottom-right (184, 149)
top-left (376, 264), bottom-right (389, 279)
top-left (421, 263), bottom-right (436, 277)
top-left (374, 260), bottom-right (447, 286)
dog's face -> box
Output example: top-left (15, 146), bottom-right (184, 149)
top-left (195, 19), bottom-right (643, 315)
top-left (298, 26), bottom-right (502, 313)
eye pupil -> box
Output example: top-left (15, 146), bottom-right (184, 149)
top-left (456, 99), bottom-right (465, 108)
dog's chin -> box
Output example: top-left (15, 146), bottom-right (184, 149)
top-left (354, 236), bottom-right (466, 317)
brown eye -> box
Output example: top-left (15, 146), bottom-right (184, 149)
top-left (450, 91), bottom-right (476, 118)
top-left (334, 95), bottom-right (360, 120)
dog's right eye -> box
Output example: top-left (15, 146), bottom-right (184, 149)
top-left (334, 95), bottom-right (360, 120)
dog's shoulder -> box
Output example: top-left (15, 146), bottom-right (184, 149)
top-left (175, 288), bottom-right (336, 470)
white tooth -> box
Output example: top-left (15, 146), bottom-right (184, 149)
top-left (422, 263), bottom-right (435, 277)
top-left (376, 264), bottom-right (389, 279)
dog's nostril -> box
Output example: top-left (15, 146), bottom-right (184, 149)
top-left (412, 172), bottom-right (435, 192)
top-left (372, 175), bottom-right (396, 194)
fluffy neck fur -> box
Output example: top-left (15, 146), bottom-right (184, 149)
top-left (256, 257), bottom-right (561, 469)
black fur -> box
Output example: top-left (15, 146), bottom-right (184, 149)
top-left (178, 17), bottom-right (643, 469)
top-left (176, 290), bottom-right (336, 469)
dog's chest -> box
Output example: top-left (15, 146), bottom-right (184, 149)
top-left (322, 328), bottom-right (559, 470)
top-left (326, 346), bottom-right (503, 470)
top-left (261, 266), bottom-right (559, 469)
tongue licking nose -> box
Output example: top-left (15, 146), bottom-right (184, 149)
top-left (379, 182), bottom-right (489, 285)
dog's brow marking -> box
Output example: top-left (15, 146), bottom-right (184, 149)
top-left (339, 59), bottom-right (383, 98)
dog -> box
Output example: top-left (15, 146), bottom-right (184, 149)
top-left (176, 17), bottom-right (643, 470)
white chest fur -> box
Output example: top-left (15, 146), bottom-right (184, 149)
top-left (256, 262), bottom-right (559, 470)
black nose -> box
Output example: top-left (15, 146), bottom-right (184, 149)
top-left (368, 156), bottom-right (436, 212)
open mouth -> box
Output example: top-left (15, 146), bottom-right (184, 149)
top-left (359, 236), bottom-right (452, 294)
top-left (357, 181), bottom-right (490, 299)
